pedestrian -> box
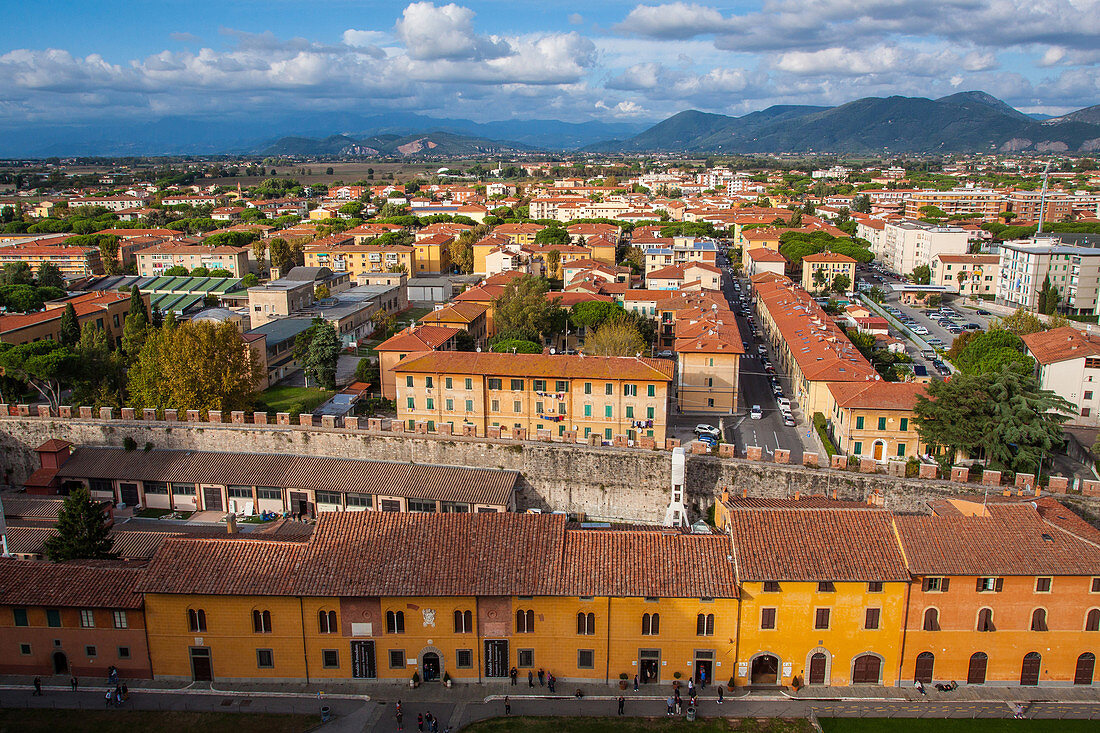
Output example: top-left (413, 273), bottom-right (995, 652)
top-left (32, 677), bottom-right (42, 696)
top-left (70, 676), bottom-right (78, 692)
top-left (676, 697), bottom-right (683, 715)
top-left (504, 696), bottom-right (511, 715)
top-left (699, 668), bottom-right (707, 688)
top-left (425, 711), bottom-right (434, 731)
top-left (687, 678), bottom-right (695, 697)
top-left (538, 668), bottom-right (545, 686)
top-left (617, 696), bottom-right (625, 715)
top-left (633, 675), bottom-right (639, 692)
top-left (396, 709), bottom-right (404, 730)
top-left (104, 689), bottom-right (113, 709)
top-left (548, 673), bottom-right (556, 693)
top-left (121, 683), bottom-right (128, 701)
top-left (666, 696), bottom-right (674, 716)
top-left (510, 667), bottom-right (517, 686)
top-left (690, 687), bottom-right (697, 705)
top-left (431, 718), bottom-right (438, 733)
top-left (717, 686), bottom-right (724, 704)
top-left (417, 713), bottom-right (424, 732)
top-left (528, 670), bottom-right (534, 687)
top-left (915, 679), bottom-right (926, 695)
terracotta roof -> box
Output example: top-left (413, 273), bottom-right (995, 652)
top-left (0, 292), bottom-right (130, 334)
top-left (375, 324), bottom-right (460, 352)
top-left (37, 438), bottom-right (73, 452)
top-left (1021, 326), bottom-right (1100, 365)
top-left (0, 558), bottom-right (145, 609)
top-left (803, 252), bottom-right (857, 263)
top-left (746, 248), bottom-right (787, 263)
top-left (826, 381), bottom-right (925, 410)
top-left (394, 351), bottom-right (675, 381)
top-left (137, 537), bottom-right (305, 595)
top-left (895, 501), bottom-right (1100, 576)
top-left (419, 302), bottom-right (488, 324)
top-left (933, 254), bottom-right (999, 265)
top-left (0, 494), bottom-right (64, 520)
top-left (725, 503), bottom-right (909, 582)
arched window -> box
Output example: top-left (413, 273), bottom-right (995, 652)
top-left (914, 652), bottom-right (935, 684)
top-left (515, 609), bottom-right (534, 633)
top-left (252, 609), bottom-right (271, 633)
top-left (642, 612), bottom-right (660, 636)
top-left (187, 608), bottom-right (206, 632)
top-left (696, 613), bottom-right (715, 636)
top-left (967, 652), bottom-right (988, 684)
top-left (577, 612), bottom-right (595, 635)
top-left (1020, 652), bottom-right (1041, 686)
top-left (976, 607), bottom-right (995, 632)
top-left (922, 608), bottom-right (939, 631)
top-left (1030, 608), bottom-right (1048, 632)
top-left (386, 610), bottom-right (405, 634)
top-left (1085, 609), bottom-right (1100, 632)
top-left (319, 610), bottom-right (337, 634)
top-left (454, 610), bottom-right (473, 633)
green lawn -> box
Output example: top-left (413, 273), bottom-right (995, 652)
top-left (821, 719), bottom-right (1100, 733)
top-left (135, 508), bottom-right (173, 518)
top-left (465, 717), bottom-right (810, 733)
top-left (256, 385), bottom-right (335, 416)
top-left (0, 709), bottom-right (316, 733)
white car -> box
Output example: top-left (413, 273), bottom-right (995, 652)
top-left (750, 405), bottom-right (763, 419)
top-left (776, 397), bottom-right (792, 412)
top-left (694, 424), bottom-right (721, 439)
top-left (912, 326), bottom-right (929, 335)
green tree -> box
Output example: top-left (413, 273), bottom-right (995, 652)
top-left (1, 261), bottom-right (32, 285)
top-left (492, 275), bottom-right (564, 343)
top-left (35, 261), bottom-right (64, 289)
top-left (162, 265), bottom-right (189, 276)
top-left (812, 269), bottom-right (828, 292)
top-left (983, 368), bottom-right (1073, 472)
top-left (852, 194), bottom-right (872, 214)
top-left (584, 314), bottom-right (645, 356)
top-left (58, 303), bottom-right (80, 347)
top-left (954, 328), bottom-right (1031, 375)
top-left (489, 338), bottom-right (543, 354)
top-left (302, 319), bottom-right (340, 390)
top-left (570, 301), bottom-right (625, 330)
top-left (449, 231), bottom-right (475, 274)
top-left (71, 323), bottom-right (125, 409)
top-left (913, 371), bottom-right (996, 464)
top-left (453, 330), bottom-right (478, 352)
top-left (534, 225), bottom-right (570, 245)
top-left (831, 273), bottom-right (851, 292)
top-left (252, 239), bottom-right (268, 274)
top-left (910, 265), bottom-right (931, 284)
top-left (241, 273), bottom-right (259, 287)
top-left (269, 237), bottom-right (293, 274)
top-left (97, 235), bottom-right (121, 275)
top-left (0, 340), bottom-right (77, 409)
top-left (994, 308), bottom-right (1046, 336)
top-left (1036, 275), bottom-right (1060, 315)
top-left (121, 289), bottom-right (149, 360)
top-left (43, 485), bottom-right (115, 562)
top-left (544, 249), bottom-right (562, 279)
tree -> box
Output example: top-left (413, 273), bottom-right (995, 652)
top-left (449, 232), bottom-right (474, 274)
top-left (252, 239), bottom-right (267, 274)
top-left (955, 328), bottom-right (1032, 375)
top-left (544, 249), bottom-right (562, 279)
top-left (584, 314), bottom-right (645, 356)
top-left (812, 269), bottom-right (828, 292)
top-left (207, 268), bottom-right (233, 278)
top-left (924, 293), bottom-right (943, 308)
top-left (43, 485), bottom-right (115, 562)
top-left (0, 341), bottom-right (77, 409)
top-left (983, 368), bottom-right (1073, 472)
top-left (1, 261), bottom-right (32, 285)
top-left (58, 303), bottom-right (80, 347)
top-left (913, 371), bottom-right (995, 464)
top-left (269, 237), bottom-right (293, 274)
top-left (831, 273), bottom-right (851, 292)
top-left (36, 261), bottom-right (64, 289)
top-left (570, 301), bottom-right (625, 330)
top-left (314, 284), bottom-right (330, 301)
top-left (162, 265), bottom-right (189, 276)
top-left (994, 308), bottom-right (1045, 336)
top-left (97, 235), bottom-right (121, 275)
top-left (121, 289), bottom-right (149, 361)
top-left (301, 319), bottom-right (340, 390)
top-left (1036, 275), bottom-right (1060, 315)
top-left (453, 330), bottom-right (478, 351)
top-left (492, 275), bottom-right (564, 343)
top-left (910, 265), bottom-right (931, 285)
top-left (127, 320), bottom-right (263, 415)
top-left (852, 194), bottom-right (872, 214)
top-left (489, 338), bottom-right (543, 354)
top-left (189, 267), bottom-right (210, 277)
top-left (534, 225), bottom-right (570, 245)
top-left (71, 323), bottom-right (125, 409)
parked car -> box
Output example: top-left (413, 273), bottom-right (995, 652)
top-left (964, 322), bottom-right (981, 330)
top-left (655, 350), bottom-right (674, 358)
top-left (783, 414), bottom-right (797, 427)
top-left (757, 345), bottom-right (768, 355)
top-left (777, 397), bottom-right (792, 412)
top-left (912, 325), bottom-right (929, 335)
top-left (694, 424), bottom-right (721, 439)
top-left (772, 384), bottom-right (784, 397)
top-left (976, 309), bottom-right (991, 316)
top-left (750, 405), bottom-right (763, 419)
top-left (698, 435), bottom-right (718, 449)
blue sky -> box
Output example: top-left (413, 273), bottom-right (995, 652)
top-left (3, 1), bottom-right (1099, 128)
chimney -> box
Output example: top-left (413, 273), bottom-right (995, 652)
top-left (226, 514), bottom-right (238, 534)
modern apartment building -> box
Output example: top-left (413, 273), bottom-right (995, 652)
top-left (1021, 326), bottom-right (1100, 426)
top-left (901, 188), bottom-right (1004, 220)
top-left (929, 253), bottom-right (999, 296)
top-left (135, 243), bottom-right (250, 278)
top-left (0, 244), bottom-right (103, 279)
top-left (996, 237), bottom-right (1100, 315)
top-left (880, 220), bottom-right (968, 276)
top-left (801, 252), bottom-right (856, 293)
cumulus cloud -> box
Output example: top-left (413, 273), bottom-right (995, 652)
top-left (615, 3), bottom-right (732, 39)
top-left (394, 2), bottom-right (509, 61)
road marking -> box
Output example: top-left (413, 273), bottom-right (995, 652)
top-left (774, 431), bottom-right (781, 449)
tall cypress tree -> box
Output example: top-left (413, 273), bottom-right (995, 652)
top-left (43, 485), bottom-right (116, 562)
top-left (58, 303), bottom-right (80, 347)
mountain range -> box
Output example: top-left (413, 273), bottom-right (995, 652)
top-left (587, 92), bottom-right (1100, 154)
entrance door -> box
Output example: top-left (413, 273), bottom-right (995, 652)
top-left (203, 487), bottom-right (223, 512)
top-left (852, 655), bottom-right (881, 684)
top-left (967, 653), bottom-right (988, 684)
top-left (640, 650), bottom-right (660, 684)
top-left (423, 652), bottom-right (441, 682)
top-left (1074, 653), bottom-right (1095, 685)
top-left (190, 648), bottom-right (212, 681)
top-left (914, 652), bottom-right (935, 684)
top-left (119, 482), bottom-right (139, 506)
top-left (694, 651), bottom-right (713, 685)
top-left (290, 491), bottom-right (310, 518)
top-left (351, 640), bottom-right (376, 679)
top-left (1020, 652), bottom-right (1041, 686)
top-left (808, 653), bottom-right (827, 685)
top-left (873, 442), bottom-right (884, 460)
top-left (52, 651), bottom-right (68, 675)
top-left (484, 640), bottom-right (508, 678)
top-left (751, 655), bottom-right (779, 685)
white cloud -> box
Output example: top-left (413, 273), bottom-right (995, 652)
top-left (616, 3), bottom-right (731, 39)
top-left (568, 13), bottom-right (584, 26)
top-left (394, 2), bottom-right (509, 61)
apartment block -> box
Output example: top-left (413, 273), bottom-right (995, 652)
top-left (996, 237), bottom-right (1100, 315)
top-left (880, 220), bottom-right (968, 276)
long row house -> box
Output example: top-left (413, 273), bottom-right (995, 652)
top-left (2, 492), bottom-right (1099, 689)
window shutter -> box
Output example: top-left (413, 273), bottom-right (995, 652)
top-left (921, 578), bottom-right (930, 592)
top-left (941, 578), bottom-right (950, 592)
top-left (976, 578), bottom-right (984, 592)
top-left (994, 578), bottom-right (1003, 593)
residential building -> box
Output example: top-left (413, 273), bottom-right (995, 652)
top-left (929, 254), bottom-right (999, 297)
top-left (801, 253), bottom-right (856, 294)
top-left (393, 352), bottom-right (674, 442)
top-left (1021, 326), bottom-right (1100, 426)
top-left (643, 239), bottom-right (719, 274)
top-left (901, 188), bottom-right (1004, 220)
top-left (68, 194), bottom-right (148, 212)
top-left (880, 221), bottom-right (968, 276)
top-left (646, 262), bottom-right (723, 291)
top-left (0, 291), bottom-right (144, 347)
top-left (374, 325), bottom-right (461, 400)
top-left (825, 381), bottom-right (925, 462)
top-left (673, 321), bottom-right (742, 414)
top-left (744, 248), bottom-right (787, 278)
top-left (304, 240), bottom-right (415, 281)
top-left (135, 243), bottom-right (250, 278)
top-left (412, 233), bottom-right (453, 274)
top-left (1003, 190), bottom-right (1074, 223)
top-left (418, 302), bottom-right (488, 347)
top-left (996, 237), bottom-right (1100, 315)
top-left (0, 243), bottom-right (103, 279)
top-left (739, 229), bottom-right (784, 267)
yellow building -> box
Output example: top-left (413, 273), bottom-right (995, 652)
top-left (137, 512), bottom-right (739, 685)
top-left (674, 321), bottom-right (743, 414)
top-left (413, 233), bottom-right (453, 274)
top-left (801, 252), bottom-right (856, 294)
top-left (304, 242), bottom-right (415, 280)
top-left (740, 229), bottom-right (785, 268)
top-left (825, 381), bottom-right (925, 462)
top-left (392, 351), bottom-right (674, 442)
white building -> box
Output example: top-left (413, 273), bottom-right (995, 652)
top-left (996, 237), bottom-right (1100, 315)
top-left (880, 220), bottom-right (968, 276)
top-left (1021, 326), bottom-right (1100, 426)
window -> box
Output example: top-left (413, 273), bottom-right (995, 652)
top-left (878, 417), bottom-right (887, 431)
top-left (488, 378), bottom-right (502, 390)
top-left (253, 609), bottom-right (272, 633)
top-left (13, 608), bottom-right (28, 626)
top-left (641, 612), bottom-right (660, 635)
top-left (1086, 609), bottom-right (1100, 632)
top-left (763, 581), bottom-right (781, 593)
top-left (1035, 577), bottom-right (1052, 593)
top-left (647, 406), bottom-right (654, 419)
top-left (647, 384), bottom-right (656, 397)
top-left (856, 416), bottom-right (864, 430)
top-left (389, 649), bottom-right (405, 669)
top-left (406, 397), bottom-right (415, 409)
top-left (408, 499), bottom-right (436, 513)
top-left (491, 399), bottom-right (499, 412)
top-left (454, 610), bottom-right (473, 634)
top-left (446, 398), bottom-right (454, 411)
top-left (1087, 391), bottom-right (1094, 400)
top-left (868, 581), bottom-right (883, 593)
top-left (696, 613), bottom-right (715, 636)
top-left (533, 380), bottom-right (546, 392)
top-left (513, 400), bottom-right (522, 413)
top-left (322, 649), bottom-right (339, 669)
top-left (899, 418), bottom-right (908, 431)
top-left (227, 486), bottom-right (252, 499)
top-left (20, 643), bottom-right (31, 655)
top-left (319, 610), bottom-right (338, 634)
top-left (853, 441), bottom-right (863, 454)
top-left (577, 649), bottom-right (595, 669)
top-left (977, 577), bottom-right (1003, 593)
top-left (761, 608), bottom-right (777, 629)
top-left (144, 481), bottom-right (169, 495)
top-left (188, 608), bottom-right (207, 632)
top-left (1093, 578), bottom-right (1100, 593)
top-left (624, 384), bottom-right (637, 397)
top-left (171, 483), bottom-right (196, 496)
top-left (465, 399), bottom-right (474, 412)
top-left (584, 382), bottom-right (592, 395)
top-left (113, 611), bottom-right (128, 629)
top-left (46, 609), bottom-right (61, 628)
top-left (1031, 608), bottom-right (1048, 632)
top-left (80, 610), bottom-right (95, 628)
top-left (444, 377), bottom-right (452, 389)
top-left (626, 406), bottom-right (634, 418)
top-left (577, 612), bottom-right (595, 635)
top-left (85, 645), bottom-right (97, 657)
top-left (923, 608), bottom-right (940, 631)
top-left (117, 646), bottom-right (131, 660)
top-left (817, 581), bottom-right (835, 593)
top-left (921, 577), bottom-right (948, 593)
top-left (515, 609), bottom-right (535, 633)
top-left (605, 383), bottom-right (613, 395)
top-left (256, 649), bottom-right (274, 669)
top-left (814, 608), bottom-right (831, 630)
top-left (425, 376), bottom-right (433, 389)
top-left (555, 380), bottom-right (568, 393)
top-left (584, 404), bottom-right (592, 417)
top-left (604, 405), bottom-right (613, 418)
top-left (316, 491), bottom-right (341, 505)
top-left (425, 397), bottom-right (434, 410)
top-left (865, 608), bottom-right (881, 630)
top-left (510, 379), bottom-right (524, 390)
top-left (456, 649), bottom-right (474, 669)
top-left (386, 610), bottom-right (405, 634)
top-left (518, 649), bottom-right (534, 668)
top-left (977, 607), bottom-right (995, 632)
top-left (346, 493), bottom-right (372, 508)
top-left (406, 376), bottom-right (414, 387)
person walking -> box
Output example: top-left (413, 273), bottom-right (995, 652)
top-left (396, 709), bottom-right (404, 730)
top-left (504, 696), bottom-right (511, 715)
top-left (538, 668), bottom-right (545, 687)
top-left (32, 677), bottom-right (42, 696)
top-left (510, 667), bottom-right (517, 686)
top-left (70, 676), bottom-right (78, 692)
top-left (633, 675), bottom-right (639, 692)
top-left (104, 689), bottom-right (113, 709)
top-left (617, 696), bottom-right (625, 716)
top-left (528, 670), bottom-right (534, 687)
top-left (717, 685), bottom-right (724, 704)
top-left (699, 668), bottom-right (707, 689)
top-left (666, 695), bottom-right (674, 716)
top-left (417, 713), bottom-right (424, 732)
top-left (687, 678), bottom-right (695, 697)
top-left (549, 673), bottom-right (556, 693)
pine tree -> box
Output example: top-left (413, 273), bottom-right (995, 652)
top-left (128, 287), bottom-right (148, 323)
top-left (44, 485), bottom-right (116, 562)
top-left (303, 320), bottom-right (340, 390)
top-left (58, 303), bottom-right (80, 347)
top-left (121, 289), bottom-right (150, 360)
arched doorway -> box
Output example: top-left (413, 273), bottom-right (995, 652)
top-left (808, 653), bottom-right (828, 685)
top-left (1075, 653), bottom-right (1095, 685)
top-left (914, 652), bottom-right (935, 684)
top-left (967, 652), bottom-right (987, 684)
top-left (872, 441), bottom-right (885, 461)
top-left (422, 652), bottom-right (441, 682)
top-left (750, 654), bottom-right (779, 685)
top-left (1020, 652), bottom-right (1041, 686)
top-left (852, 654), bottom-right (882, 684)
top-left (52, 651), bottom-right (68, 675)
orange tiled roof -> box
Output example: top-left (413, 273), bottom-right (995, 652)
top-left (1021, 326), bottom-right (1100, 365)
top-left (826, 381), bottom-right (925, 410)
top-left (375, 324), bottom-right (461, 352)
top-left (419, 301), bottom-right (488, 324)
top-left (803, 252), bottom-right (857, 264)
top-left (394, 351), bottom-right (675, 381)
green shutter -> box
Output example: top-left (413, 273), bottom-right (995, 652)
top-left (856, 416), bottom-right (864, 430)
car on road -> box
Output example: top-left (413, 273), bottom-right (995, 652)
top-left (757, 345), bottom-right (767, 355)
top-left (655, 350), bottom-right (674, 358)
top-left (694, 424), bottom-right (721, 439)
top-left (976, 309), bottom-right (991, 316)
top-left (964, 322), bottom-right (981, 330)
top-left (777, 397), bottom-right (792, 412)
top-left (742, 340), bottom-right (750, 350)
top-left (750, 405), bottom-right (763, 419)
top-left (782, 414), bottom-right (797, 427)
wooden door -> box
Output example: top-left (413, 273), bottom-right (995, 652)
top-left (351, 640), bottom-right (376, 679)
top-left (1075, 653), bottom-right (1095, 685)
top-left (119, 483), bottom-right (139, 506)
top-left (852, 655), bottom-right (881, 684)
top-left (1020, 653), bottom-right (1041, 686)
top-left (914, 652), bottom-right (935, 684)
top-left (202, 486), bottom-right (223, 511)
top-left (808, 653), bottom-right (827, 685)
top-left (190, 648), bottom-right (212, 681)
top-left (967, 653), bottom-right (987, 684)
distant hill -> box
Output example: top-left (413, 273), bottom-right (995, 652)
top-left (590, 92), bottom-right (1100, 154)
top-left (259, 130), bottom-right (533, 157)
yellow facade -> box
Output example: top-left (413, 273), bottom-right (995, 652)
top-left (829, 406), bottom-right (921, 462)
top-left (304, 245), bottom-right (414, 280)
top-left (414, 238), bottom-right (452, 274)
top-left (801, 256), bottom-right (856, 294)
